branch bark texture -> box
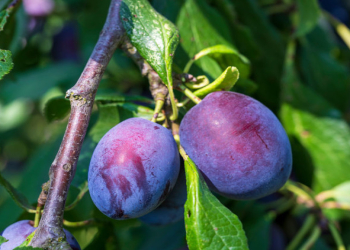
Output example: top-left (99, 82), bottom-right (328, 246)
top-left (29, 0), bottom-right (125, 249)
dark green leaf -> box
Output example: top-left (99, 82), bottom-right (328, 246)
top-left (0, 171), bottom-right (35, 212)
top-left (95, 94), bottom-right (154, 105)
top-left (120, 0), bottom-right (179, 87)
top-left (177, 0), bottom-right (249, 80)
top-left (280, 104), bottom-right (350, 193)
top-left (0, 9), bottom-right (10, 31)
top-left (89, 102), bottom-right (152, 143)
top-left (194, 66), bottom-right (239, 98)
top-left (299, 39), bottom-right (350, 112)
top-left (231, 0), bottom-right (285, 111)
top-left (0, 63), bottom-right (82, 104)
top-left (0, 49), bottom-right (13, 80)
top-left (295, 0), bottom-right (321, 37)
top-left (44, 96), bottom-right (71, 122)
top-left (183, 153), bottom-right (248, 250)
top-left (0, 236), bottom-right (9, 246)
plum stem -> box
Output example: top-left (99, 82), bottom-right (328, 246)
top-left (29, 0), bottom-right (125, 249)
top-left (34, 205), bottom-right (42, 228)
top-left (329, 221), bottom-right (346, 250)
top-left (286, 214), bottom-right (316, 250)
top-left (176, 84), bottom-right (202, 104)
top-left (63, 219), bottom-right (96, 227)
top-left (64, 181), bottom-right (89, 211)
top-left (151, 97), bottom-right (165, 122)
top-left (299, 226), bottom-right (321, 250)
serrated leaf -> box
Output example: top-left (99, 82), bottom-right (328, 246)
top-left (280, 104), bottom-right (350, 192)
top-left (295, 0), bottom-right (321, 37)
top-left (0, 49), bottom-right (13, 80)
top-left (120, 0), bottom-right (179, 87)
top-left (191, 45), bottom-right (250, 79)
top-left (44, 96), bottom-right (71, 122)
top-left (0, 171), bottom-right (35, 212)
top-left (182, 153), bottom-right (248, 250)
top-left (0, 236), bottom-right (9, 245)
top-left (0, 9), bottom-right (10, 31)
top-left (193, 66), bottom-right (239, 98)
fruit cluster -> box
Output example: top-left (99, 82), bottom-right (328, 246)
top-left (1, 91), bottom-right (292, 247)
top-left (88, 91), bottom-right (292, 224)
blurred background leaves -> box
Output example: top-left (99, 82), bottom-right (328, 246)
top-left (0, 0), bottom-right (350, 249)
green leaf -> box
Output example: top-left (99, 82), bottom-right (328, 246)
top-left (188, 45), bottom-right (250, 79)
top-left (0, 171), bottom-right (35, 212)
top-left (95, 94), bottom-right (153, 105)
top-left (299, 39), bottom-right (350, 112)
top-left (0, 9), bottom-right (10, 31)
top-left (17, 231), bottom-right (36, 247)
top-left (280, 104), bottom-right (350, 192)
top-left (89, 102), bottom-right (153, 143)
top-left (0, 236), bottom-right (9, 246)
top-left (330, 182), bottom-right (350, 205)
top-left (0, 99), bottom-right (32, 132)
top-left (231, 0), bottom-right (285, 111)
top-left (177, 0), bottom-right (249, 80)
top-left (295, 0), bottom-right (321, 37)
top-left (193, 66), bottom-right (239, 98)
top-left (44, 96), bottom-right (71, 122)
top-left (120, 0), bottom-right (179, 87)
top-left (0, 49), bottom-right (13, 80)
top-left (13, 246), bottom-right (44, 250)
top-left (0, 63), bottom-right (82, 104)
top-left (182, 153), bottom-right (248, 250)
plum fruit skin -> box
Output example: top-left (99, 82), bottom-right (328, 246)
top-left (139, 166), bottom-right (187, 226)
top-left (0, 220), bottom-right (80, 250)
top-left (179, 91), bottom-right (292, 200)
top-left (88, 118), bottom-right (180, 219)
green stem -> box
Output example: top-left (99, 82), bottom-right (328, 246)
top-left (168, 86), bottom-right (178, 121)
top-left (65, 181), bottom-right (89, 211)
top-left (284, 181), bottom-right (320, 209)
top-left (34, 205), bottom-right (42, 228)
top-left (63, 219), bottom-right (95, 227)
top-left (299, 226), bottom-right (321, 250)
top-left (183, 59), bottom-right (195, 74)
top-left (329, 221), bottom-right (346, 250)
top-left (286, 214), bottom-right (316, 250)
top-left (179, 146), bottom-right (188, 160)
top-left (177, 84), bottom-right (201, 104)
top-left (151, 99), bottom-right (165, 122)
top-left (323, 10), bottom-right (350, 50)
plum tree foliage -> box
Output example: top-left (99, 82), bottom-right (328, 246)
top-left (1, 0), bottom-right (350, 250)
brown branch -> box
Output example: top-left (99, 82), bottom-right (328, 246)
top-left (29, 0), bottom-right (125, 249)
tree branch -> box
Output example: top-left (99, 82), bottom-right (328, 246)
top-left (29, 0), bottom-right (125, 249)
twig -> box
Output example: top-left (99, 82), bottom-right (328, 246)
top-left (29, 0), bottom-right (125, 249)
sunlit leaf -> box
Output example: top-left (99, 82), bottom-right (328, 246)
top-left (182, 151), bottom-right (248, 250)
top-left (120, 0), bottom-right (179, 87)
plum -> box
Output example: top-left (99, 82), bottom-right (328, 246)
top-left (139, 166), bottom-right (187, 226)
top-left (179, 91), bottom-right (292, 200)
top-left (88, 118), bottom-right (180, 219)
top-left (0, 220), bottom-right (80, 250)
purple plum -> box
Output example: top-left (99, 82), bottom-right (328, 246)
top-left (0, 220), bottom-right (80, 250)
top-left (88, 118), bottom-right (180, 219)
top-left (139, 166), bottom-right (187, 225)
top-left (179, 91), bottom-right (292, 200)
